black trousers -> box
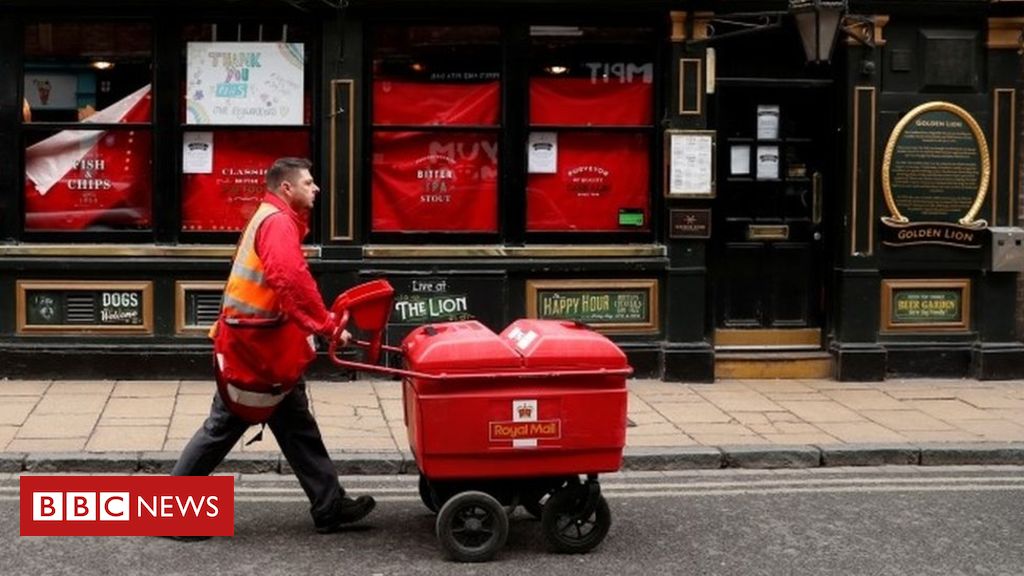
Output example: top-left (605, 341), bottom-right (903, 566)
top-left (171, 380), bottom-right (344, 524)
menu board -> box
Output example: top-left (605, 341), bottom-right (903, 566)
top-left (666, 130), bottom-right (715, 197)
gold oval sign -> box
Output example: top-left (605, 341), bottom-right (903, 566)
top-left (881, 101), bottom-right (990, 227)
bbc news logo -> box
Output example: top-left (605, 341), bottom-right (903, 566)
top-left (32, 491), bottom-right (220, 521)
top-left (21, 476), bottom-right (234, 536)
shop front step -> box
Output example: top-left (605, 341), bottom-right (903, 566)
top-left (714, 351), bottom-right (833, 379)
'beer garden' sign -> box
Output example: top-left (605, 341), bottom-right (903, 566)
top-left (881, 279), bottom-right (971, 332)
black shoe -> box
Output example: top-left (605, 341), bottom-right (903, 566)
top-left (315, 495), bottom-right (376, 533)
top-left (159, 535), bottom-right (212, 542)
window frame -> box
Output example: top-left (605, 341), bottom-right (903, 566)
top-left (177, 21), bottom-right (319, 241)
top-left (364, 16), bottom-right (664, 245)
top-left (18, 16), bottom-right (156, 242)
top-left (11, 11), bottom-right (322, 246)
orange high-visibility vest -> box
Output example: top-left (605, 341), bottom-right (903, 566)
top-left (211, 202), bottom-right (316, 423)
top-left (219, 202), bottom-right (281, 326)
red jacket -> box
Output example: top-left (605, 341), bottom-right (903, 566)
top-left (253, 193), bottom-right (333, 337)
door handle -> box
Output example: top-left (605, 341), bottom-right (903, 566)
top-left (812, 172), bottom-right (822, 225)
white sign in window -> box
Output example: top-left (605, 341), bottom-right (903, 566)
top-left (182, 132), bottom-right (214, 174)
top-left (757, 105), bottom-right (780, 140)
top-left (756, 145), bottom-right (780, 180)
top-left (527, 132), bottom-right (558, 174)
top-left (730, 145), bottom-right (750, 176)
top-left (186, 42), bottom-right (305, 126)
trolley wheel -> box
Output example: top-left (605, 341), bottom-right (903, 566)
top-left (541, 488), bottom-right (612, 554)
top-left (435, 491), bottom-right (509, 563)
top-left (418, 474), bottom-right (438, 513)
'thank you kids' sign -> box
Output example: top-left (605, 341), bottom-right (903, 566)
top-left (186, 42), bottom-right (304, 126)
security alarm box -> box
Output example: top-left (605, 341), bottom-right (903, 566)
top-left (989, 227), bottom-right (1024, 272)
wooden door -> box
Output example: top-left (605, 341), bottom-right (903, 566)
top-left (713, 81), bottom-right (834, 347)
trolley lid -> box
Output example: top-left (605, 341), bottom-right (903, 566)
top-left (403, 320), bottom-right (523, 373)
top-left (500, 319), bottom-right (628, 371)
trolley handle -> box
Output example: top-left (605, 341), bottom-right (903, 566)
top-left (327, 334), bottom-right (633, 381)
top-left (327, 315), bottom-right (409, 377)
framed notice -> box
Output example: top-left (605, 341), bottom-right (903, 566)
top-left (665, 130), bottom-right (715, 197)
top-left (17, 280), bottom-right (153, 335)
top-left (526, 279), bottom-right (659, 334)
top-left (880, 279), bottom-right (971, 332)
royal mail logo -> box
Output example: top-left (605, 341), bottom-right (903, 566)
top-left (516, 403), bottom-right (534, 419)
top-left (489, 419), bottom-right (562, 442)
top-left (20, 476), bottom-right (234, 537)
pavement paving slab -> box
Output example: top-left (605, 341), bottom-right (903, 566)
top-left (0, 377), bottom-right (1021, 473)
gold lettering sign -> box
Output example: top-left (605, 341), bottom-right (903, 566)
top-left (16, 280), bottom-right (154, 335)
top-left (880, 279), bottom-right (971, 332)
top-left (526, 279), bottom-right (659, 334)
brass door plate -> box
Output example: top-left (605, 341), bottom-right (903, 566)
top-left (747, 224), bottom-right (789, 241)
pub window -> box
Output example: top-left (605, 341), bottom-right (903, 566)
top-left (368, 23), bottom-right (655, 239)
top-left (22, 22), bottom-right (153, 232)
top-left (370, 25), bottom-right (501, 233)
top-left (180, 23), bottom-right (313, 232)
top-left (526, 26), bottom-right (653, 232)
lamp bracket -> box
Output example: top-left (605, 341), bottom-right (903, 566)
top-left (841, 14), bottom-right (876, 48)
top-left (687, 11), bottom-right (786, 45)
top-left (271, 0), bottom-right (349, 11)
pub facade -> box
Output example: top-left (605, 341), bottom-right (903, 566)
top-left (0, 0), bottom-right (1021, 381)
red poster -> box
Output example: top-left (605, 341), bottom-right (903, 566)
top-left (24, 85), bottom-right (153, 231)
top-left (527, 132), bottom-right (650, 232)
top-left (372, 131), bottom-right (498, 232)
top-left (182, 130), bottom-right (310, 232)
top-left (373, 80), bottom-right (499, 126)
top-left (529, 77), bottom-right (653, 126)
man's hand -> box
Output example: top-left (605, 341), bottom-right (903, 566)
top-left (323, 312), bottom-right (351, 347)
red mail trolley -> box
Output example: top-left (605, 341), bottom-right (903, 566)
top-left (328, 280), bottom-right (632, 562)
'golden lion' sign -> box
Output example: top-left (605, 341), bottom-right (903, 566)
top-left (880, 101), bottom-right (990, 248)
